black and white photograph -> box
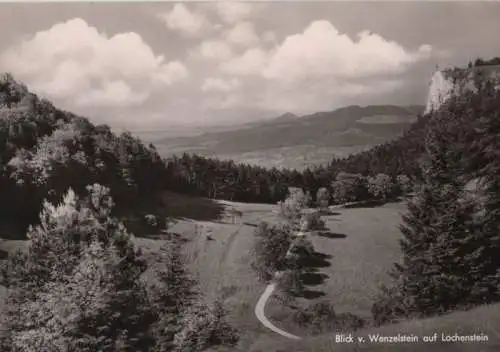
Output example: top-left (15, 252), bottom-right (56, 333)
top-left (0, 1), bottom-right (500, 351)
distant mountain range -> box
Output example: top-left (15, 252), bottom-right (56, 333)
top-left (154, 105), bottom-right (425, 169)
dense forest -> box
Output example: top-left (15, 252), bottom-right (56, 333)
top-left (0, 74), bottom-right (169, 237)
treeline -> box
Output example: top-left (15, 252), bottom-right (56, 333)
top-left (0, 74), bottom-right (168, 236)
top-left (469, 56), bottom-right (500, 67)
top-left (163, 112), bottom-right (430, 205)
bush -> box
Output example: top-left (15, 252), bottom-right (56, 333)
top-left (299, 212), bottom-right (325, 232)
top-left (367, 173), bottom-right (394, 201)
top-left (276, 269), bottom-right (304, 298)
top-left (331, 172), bottom-right (369, 204)
top-left (250, 223), bottom-right (293, 282)
top-left (316, 187), bottom-right (330, 209)
top-left (278, 187), bottom-right (310, 225)
top-left (371, 281), bottom-right (410, 327)
top-left (293, 301), bottom-right (366, 335)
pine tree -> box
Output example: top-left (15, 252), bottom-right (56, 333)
top-left (0, 185), bottom-right (155, 351)
top-left (468, 82), bottom-right (500, 302)
top-left (385, 101), bottom-right (476, 318)
top-left (149, 240), bottom-right (196, 352)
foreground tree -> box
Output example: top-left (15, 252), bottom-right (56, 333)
top-left (0, 184), bottom-right (239, 352)
top-left (373, 80), bottom-right (500, 324)
top-left (0, 184), bottom-right (155, 351)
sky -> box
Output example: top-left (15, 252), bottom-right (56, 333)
top-left (0, 1), bottom-right (499, 131)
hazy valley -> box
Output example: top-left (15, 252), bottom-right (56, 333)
top-left (151, 105), bottom-right (423, 169)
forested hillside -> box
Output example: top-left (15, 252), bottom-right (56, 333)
top-left (0, 74), bottom-right (168, 238)
top-left (0, 73), bottom-right (238, 351)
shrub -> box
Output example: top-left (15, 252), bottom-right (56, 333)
top-left (299, 211), bottom-right (325, 232)
top-left (293, 301), bottom-right (366, 335)
top-left (250, 223), bottom-right (293, 282)
top-left (278, 187), bottom-right (310, 225)
top-left (316, 187), bottom-right (330, 210)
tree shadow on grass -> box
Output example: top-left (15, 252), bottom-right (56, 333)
top-left (242, 222), bottom-right (259, 227)
top-left (320, 210), bottom-right (342, 216)
top-left (160, 191), bottom-right (226, 222)
top-left (299, 272), bottom-right (328, 286)
top-left (0, 249), bottom-right (8, 260)
top-left (296, 251), bottom-right (332, 269)
top-left (291, 250), bottom-right (332, 300)
top-left (301, 290), bottom-right (326, 299)
top-left (0, 221), bottom-right (27, 240)
top-left (316, 231), bottom-right (347, 239)
top-left (344, 199), bottom-right (386, 209)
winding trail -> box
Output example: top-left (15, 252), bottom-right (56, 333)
top-left (254, 231), bottom-right (306, 340)
top-left (254, 279), bottom-right (302, 340)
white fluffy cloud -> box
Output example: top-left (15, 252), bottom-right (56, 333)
top-left (159, 4), bottom-right (212, 37)
top-left (0, 18), bottom-right (188, 108)
top-left (215, 2), bottom-right (255, 24)
top-left (214, 20), bottom-right (433, 112)
top-left (201, 77), bottom-right (240, 92)
top-left (262, 20), bottom-right (432, 82)
top-left (220, 48), bottom-right (269, 76)
top-left (220, 20), bottom-right (431, 84)
top-left (224, 22), bottom-right (259, 47)
top-left (199, 40), bottom-right (234, 61)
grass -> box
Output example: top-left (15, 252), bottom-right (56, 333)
top-left (306, 201), bottom-right (406, 319)
top-left (250, 302), bottom-right (500, 351)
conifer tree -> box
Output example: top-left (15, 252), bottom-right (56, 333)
top-left (0, 185), bottom-right (155, 351)
top-left (468, 81), bottom-right (500, 302)
top-left (382, 97), bottom-right (479, 318)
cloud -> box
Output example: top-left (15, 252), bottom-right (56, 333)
top-left (201, 77), bottom-right (240, 92)
top-left (219, 20), bottom-right (431, 82)
top-left (224, 22), bottom-right (259, 48)
top-left (255, 78), bottom-right (405, 113)
top-left (215, 2), bottom-right (255, 24)
top-left (199, 40), bottom-right (234, 61)
top-left (220, 47), bottom-right (269, 76)
top-left (0, 18), bottom-right (188, 108)
top-left (158, 4), bottom-right (212, 37)
top-left (262, 31), bottom-right (276, 43)
top-left (213, 19), bottom-right (435, 113)
top-left (262, 20), bottom-right (432, 83)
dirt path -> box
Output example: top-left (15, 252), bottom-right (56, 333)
top-left (254, 232), bottom-right (306, 340)
top-left (254, 280), bottom-right (301, 340)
